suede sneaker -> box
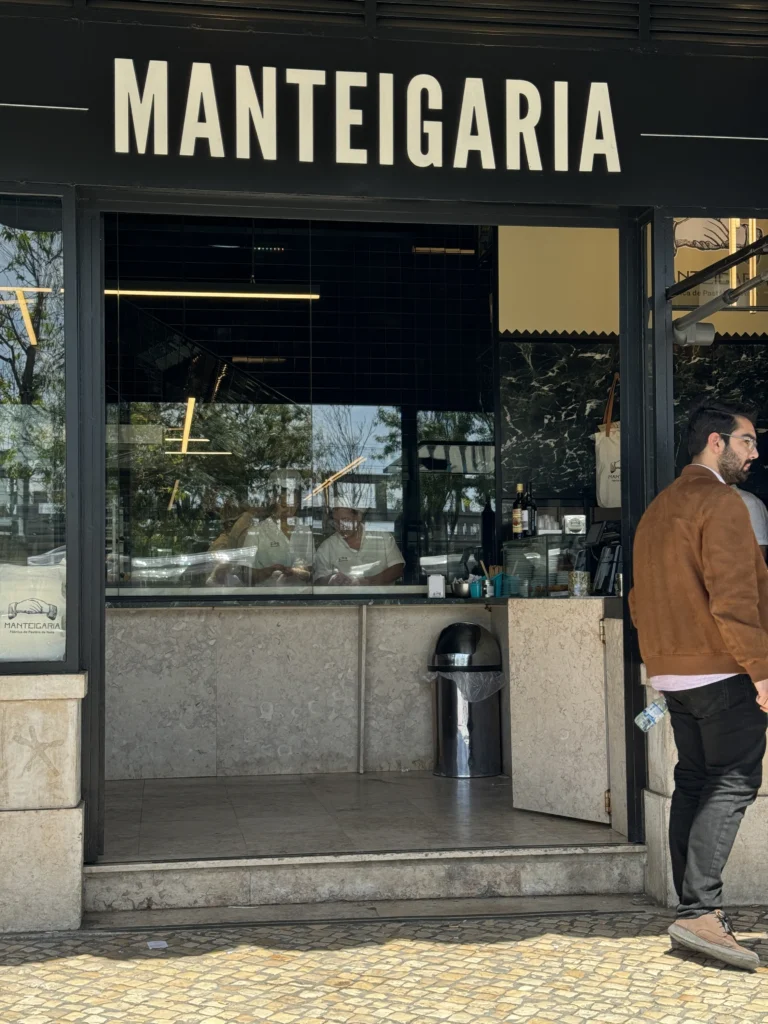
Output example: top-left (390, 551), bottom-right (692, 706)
top-left (668, 910), bottom-right (760, 971)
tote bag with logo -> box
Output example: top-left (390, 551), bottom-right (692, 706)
top-left (594, 373), bottom-right (621, 509)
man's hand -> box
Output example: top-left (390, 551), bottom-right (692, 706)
top-left (754, 678), bottom-right (768, 713)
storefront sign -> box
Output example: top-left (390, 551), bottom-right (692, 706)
top-left (1, 15), bottom-right (768, 205)
top-left (114, 60), bottom-right (620, 174)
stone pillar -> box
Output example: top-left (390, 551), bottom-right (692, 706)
top-left (0, 674), bottom-right (86, 932)
top-left (642, 669), bottom-right (768, 908)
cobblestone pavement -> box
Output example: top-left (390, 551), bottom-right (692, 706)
top-left (2, 907), bottom-right (768, 1023)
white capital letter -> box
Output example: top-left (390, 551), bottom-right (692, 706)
top-left (407, 75), bottom-right (442, 168)
top-left (379, 73), bottom-right (394, 166)
top-left (236, 66), bottom-right (277, 161)
top-left (580, 82), bottom-right (620, 172)
top-left (454, 78), bottom-right (495, 170)
top-left (180, 63), bottom-right (224, 158)
top-left (336, 71), bottom-right (367, 164)
top-left (114, 59), bottom-right (168, 155)
top-left (554, 81), bottom-right (569, 171)
top-left (286, 68), bottom-right (326, 162)
top-left (505, 80), bottom-right (541, 172)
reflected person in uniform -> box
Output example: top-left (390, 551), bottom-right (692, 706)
top-left (207, 470), bottom-right (313, 586)
top-left (314, 495), bottom-right (404, 587)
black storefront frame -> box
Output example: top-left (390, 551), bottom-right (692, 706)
top-left (1, 182), bottom-right (654, 859)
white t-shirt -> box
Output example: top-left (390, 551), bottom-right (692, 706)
top-left (314, 528), bottom-right (404, 582)
top-left (241, 517), bottom-right (314, 572)
top-left (733, 486), bottom-right (768, 546)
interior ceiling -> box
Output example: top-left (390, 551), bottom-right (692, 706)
top-left (104, 215), bottom-right (494, 412)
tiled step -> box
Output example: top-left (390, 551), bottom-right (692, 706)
top-left (84, 844), bottom-right (646, 914)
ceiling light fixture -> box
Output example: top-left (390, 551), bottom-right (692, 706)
top-left (232, 356), bottom-right (286, 365)
top-left (0, 286), bottom-right (54, 294)
top-left (412, 247), bottom-right (475, 255)
top-left (729, 219), bottom-right (739, 290)
top-left (104, 288), bottom-right (318, 300)
top-left (165, 398), bottom-right (232, 457)
top-left (749, 218), bottom-right (758, 313)
top-left (180, 397), bottom-right (196, 453)
top-left (304, 457), bottom-right (366, 502)
top-left (167, 479), bottom-right (180, 511)
top-left (0, 288), bottom-right (39, 345)
top-left (211, 245), bottom-right (285, 252)
top-left (15, 289), bottom-right (37, 347)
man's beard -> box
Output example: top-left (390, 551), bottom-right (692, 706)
top-left (718, 446), bottom-right (752, 485)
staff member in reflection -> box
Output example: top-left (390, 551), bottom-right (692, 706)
top-left (207, 470), bottom-right (313, 586)
top-left (313, 495), bottom-right (405, 587)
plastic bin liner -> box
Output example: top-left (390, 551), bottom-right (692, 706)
top-left (433, 670), bottom-right (506, 703)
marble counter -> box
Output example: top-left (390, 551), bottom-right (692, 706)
top-left (105, 595), bottom-right (625, 849)
top-left (105, 603), bottom-right (500, 781)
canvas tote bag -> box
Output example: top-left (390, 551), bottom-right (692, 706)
top-left (594, 372), bottom-right (621, 508)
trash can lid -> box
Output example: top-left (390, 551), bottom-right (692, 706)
top-left (429, 621), bottom-right (502, 673)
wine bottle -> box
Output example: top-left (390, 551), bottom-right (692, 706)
top-left (512, 483), bottom-right (524, 537)
top-left (525, 481), bottom-right (538, 537)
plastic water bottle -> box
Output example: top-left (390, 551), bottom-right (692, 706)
top-left (634, 696), bottom-right (668, 732)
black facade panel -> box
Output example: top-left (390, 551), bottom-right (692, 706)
top-left (88, 0), bottom-right (366, 22)
top-left (651, 1), bottom-right (768, 44)
top-left (377, 0), bottom-right (639, 39)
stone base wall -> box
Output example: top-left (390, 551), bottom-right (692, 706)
top-left (0, 674), bottom-right (86, 933)
top-left (643, 679), bottom-right (768, 908)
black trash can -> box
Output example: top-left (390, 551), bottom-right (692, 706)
top-left (429, 622), bottom-right (504, 779)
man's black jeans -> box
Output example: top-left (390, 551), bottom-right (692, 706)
top-left (666, 674), bottom-right (767, 919)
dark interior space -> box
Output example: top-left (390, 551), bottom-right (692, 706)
top-left (104, 216), bottom-right (494, 412)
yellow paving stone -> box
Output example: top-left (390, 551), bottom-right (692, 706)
top-left (2, 908), bottom-right (768, 1024)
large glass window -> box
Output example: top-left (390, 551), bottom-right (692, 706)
top-left (105, 216), bottom-right (494, 597)
top-left (0, 197), bottom-right (66, 661)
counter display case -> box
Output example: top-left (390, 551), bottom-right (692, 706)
top-left (502, 535), bottom-right (587, 598)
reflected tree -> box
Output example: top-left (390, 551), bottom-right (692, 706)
top-left (116, 400), bottom-right (312, 556)
top-left (0, 225), bottom-right (65, 561)
top-left (377, 408), bottom-right (493, 549)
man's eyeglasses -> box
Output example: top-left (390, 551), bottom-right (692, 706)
top-left (720, 433), bottom-right (759, 452)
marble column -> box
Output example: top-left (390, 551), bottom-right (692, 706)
top-left (0, 674), bottom-right (85, 932)
top-left (643, 671), bottom-right (768, 908)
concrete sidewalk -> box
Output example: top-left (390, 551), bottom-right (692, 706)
top-left (1, 898), bottom-right (767, 1023)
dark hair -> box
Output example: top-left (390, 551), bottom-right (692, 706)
top-left (686, 397), bottom-right (756, 458)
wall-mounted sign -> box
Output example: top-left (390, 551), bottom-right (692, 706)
top-left (1, 15), bottom-right (768, 205)
top-left (114, 59), bottom-right (620, 174)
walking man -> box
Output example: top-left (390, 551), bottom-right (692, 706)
top-left (630, 399), bottom-right (768, 970)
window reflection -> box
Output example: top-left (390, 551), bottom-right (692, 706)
top-left (106, 215), bottom-right (494, 598)
top-left (672, 216), bottom-right (768, 333)
top-left (416, 412), bottom-right (494, 582)
top-left (312, 405), bottom-right (403, 589)
top-left (672, 214), bottom-right (768, 486)
top-left (0, 197), bottom-right (66, 661)
top-left (206, 469), bottom-right (313, 587)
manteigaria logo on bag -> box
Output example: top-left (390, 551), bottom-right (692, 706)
top-left (4, 598), bottom-right (62, 632)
